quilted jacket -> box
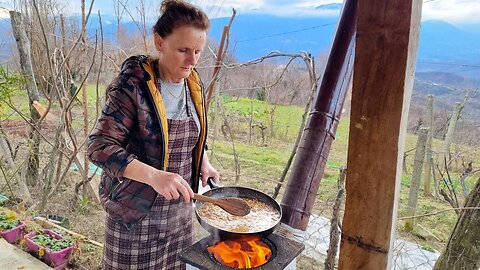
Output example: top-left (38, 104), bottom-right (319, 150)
top-left (87, 55), bottom-right (207, 229)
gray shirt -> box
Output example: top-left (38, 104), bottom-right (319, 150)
top-left (157, 78), bottom-right (201, 135)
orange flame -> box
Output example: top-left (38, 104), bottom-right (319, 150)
top-left (207, 236), bottom-right (272, 268)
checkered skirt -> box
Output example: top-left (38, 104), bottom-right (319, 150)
top-left (103, 113), bottom-right (199, 269)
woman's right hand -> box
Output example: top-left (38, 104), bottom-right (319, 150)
top-left (122, 159), bottom-right (194, 202)
top-left (150, 170), bottom-right (194, 202)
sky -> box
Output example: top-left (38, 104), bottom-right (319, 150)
top-left (202, 0), bottom-right (480, 25)
top-left (1, 0), bottom-right (480, 25)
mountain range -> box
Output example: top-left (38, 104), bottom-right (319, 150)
top-left (1, 13), bottom-right (479, 77)
top-left (105, 14), bottom-right (480, 80)
top-left (209, 15), bottom-right (480, 79)
top-left (1, 12), bottom-right (479, 114)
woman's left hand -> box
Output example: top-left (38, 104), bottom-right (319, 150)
top-left (200, 153), bottom-right (220, 187)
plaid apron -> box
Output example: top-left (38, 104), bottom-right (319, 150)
top-left (103, 86), bottom-right (199, 270)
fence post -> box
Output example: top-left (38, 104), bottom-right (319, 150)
top-left (405, 127), bottom-right (429, 232)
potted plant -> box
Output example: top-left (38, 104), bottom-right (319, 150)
top-left (0, 212), bottom-right (26, 243)
top-left (24, 229), bottom-right (77, 269)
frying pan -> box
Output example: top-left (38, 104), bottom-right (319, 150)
top-left (195, 178), bottom-right (282, 239)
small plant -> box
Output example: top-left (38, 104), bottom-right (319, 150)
top-left (25, 229), bottom-right (77, 268)
top-left (421, 244), bottom-right (436, 253)
top-left (31, 231), bottom-right (74, 251)
top-left (0, 65), bottom-right (22, 111)
top-left (256, 88), bottom-right (266, 101)
top-left (80, 242), bottom-right (94, 252)
top-left (0, 213), bottom-right (20, 231)
top-left (0, 212), bottom-right (26, 243)
top-left (52, 227), bottom-right (66, 236)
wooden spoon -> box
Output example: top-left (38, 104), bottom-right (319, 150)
top-left (194, 194), bottom-right (251, 216)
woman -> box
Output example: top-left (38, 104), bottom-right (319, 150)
top-left (87, 1), bottom-right (219, 269)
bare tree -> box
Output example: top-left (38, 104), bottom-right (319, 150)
top-left (113, 0), bottom-right (127, 63)
top-left (433, 178), bottom-right (480, 270)
top-left (119, 0), bottom-right (148, 54)
top-left (10, 10), bottom-right (41, 188)
top-left (7, 0), bottom-right (102, 211)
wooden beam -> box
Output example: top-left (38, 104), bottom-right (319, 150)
top-left (338, 0), bottom-right (422, 269)
top-left (34, 217), bottom-right (103, 247)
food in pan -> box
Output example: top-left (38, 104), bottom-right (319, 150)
top-left (197, 198), bottom-right (280, 233)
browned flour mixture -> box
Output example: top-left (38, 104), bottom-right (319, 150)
top-left (197, 198), bottom-right (280, 233)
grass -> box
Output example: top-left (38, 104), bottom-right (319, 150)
top-left (220, 95), bottom-right (306, 141)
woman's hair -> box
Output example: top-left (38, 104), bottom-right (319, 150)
top-left (153, 0), bottom-right (210, 37)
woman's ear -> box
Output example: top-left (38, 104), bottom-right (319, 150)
top-left (154, 33), bottom-right (163, 52)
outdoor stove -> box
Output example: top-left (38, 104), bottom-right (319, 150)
top-left (178, 232), bottom-right (304, 269)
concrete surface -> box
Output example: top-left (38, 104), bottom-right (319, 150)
top-left (304, 214), bottom-right (440, 270)
top-left (0, 238), bottom-right (52, 270)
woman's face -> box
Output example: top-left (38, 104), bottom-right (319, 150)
top-left (155, 25), bottom-right (207, 83)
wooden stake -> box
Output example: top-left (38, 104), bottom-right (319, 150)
top-left (405, 128), bottom-right (428, 231)
top-left (33, 216), bottom-right (103, 248)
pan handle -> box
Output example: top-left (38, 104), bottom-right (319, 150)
top-left (207, 177), bottom-right (221, 189)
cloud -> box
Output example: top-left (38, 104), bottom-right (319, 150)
top-left (0, 8), bottom-right (9, 19)
top-left (422, 0), bottom-right (480, 24)
top-left (204, 0), bottom-right (342, 18)
top-left (199, 0), bottom-right (264, 18)
top-left (2, 1), bottom-right (479, 25)
top-left (205, 0), bottom-right (480, 24)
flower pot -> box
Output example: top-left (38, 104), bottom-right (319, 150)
top-left (24, 229), bottom-right (76, 269)
top-left (0, 221), bottom-right (26, 243)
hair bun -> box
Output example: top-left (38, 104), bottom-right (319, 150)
top-left (160, 0), bottom-right (183, 14)
top-left (154, 0), bottom-right (209, 37)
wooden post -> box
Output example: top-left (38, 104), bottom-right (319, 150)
top-left (338, 0), bottom-right (422, 269)
top-left (423, 95), bottom-right (434, 196)
top-left (206, 26), bottom-right (228, 110)
top-left (325, 167), bottom-right (346, 270)
top-left (206, 10), bottom-right (236, 111)
top-left (405, 127), bottom-right (428, 232)
top-left (81, 0), bottom-right (90, 199)
top-left (440, 102), bottom-right (463, 165)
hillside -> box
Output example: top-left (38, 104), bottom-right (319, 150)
top-left (414, 72), bottom-right (480, 116)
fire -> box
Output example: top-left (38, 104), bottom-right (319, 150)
top-left (207, 235), bottom-right (272, 268)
